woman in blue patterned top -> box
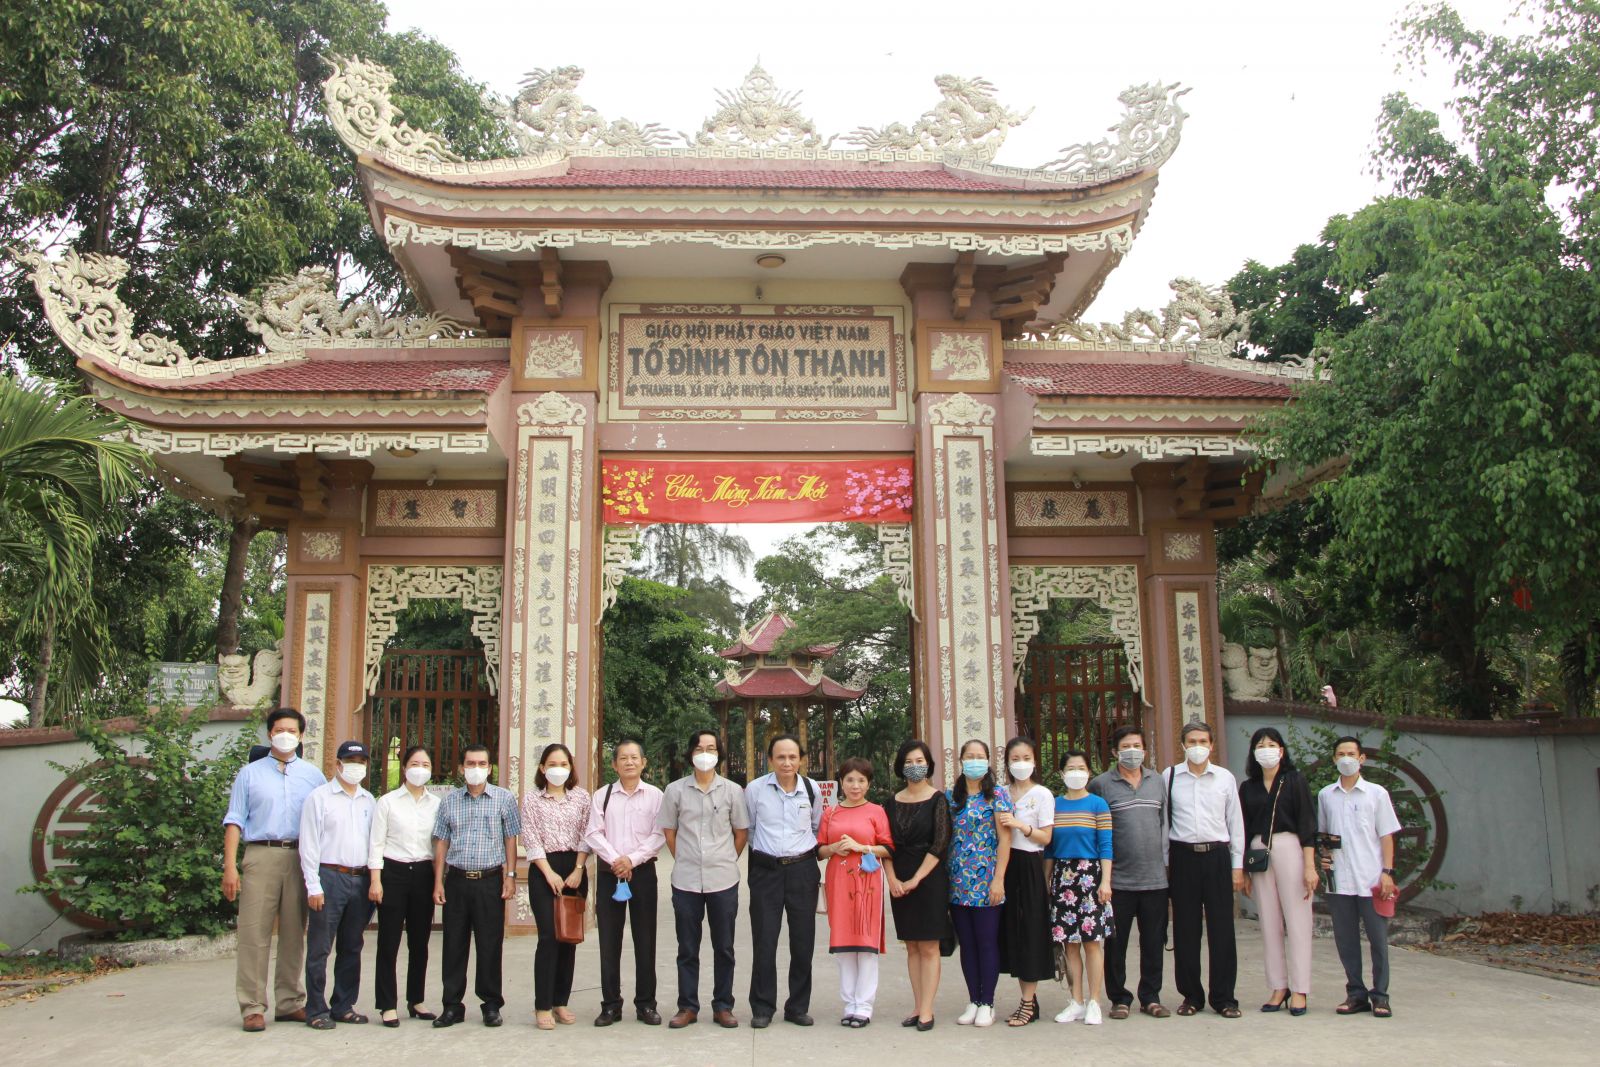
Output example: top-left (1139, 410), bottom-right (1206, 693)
top-left (945, 738), bottom-right (1012, 1028)
top-left (1047, 750), bottom-right (1114, 1026)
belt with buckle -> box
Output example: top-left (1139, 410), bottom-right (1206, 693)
top-left (1172, 841), bottom-right (1229, 853)
top-left (449, 864), bottom-right (504, 880)
top-left (249, 839), bottom-right (298, 849)
top-left (320, 863), bottom-right (368, 876)
top-left (752, 848), bottom-right (818, 867)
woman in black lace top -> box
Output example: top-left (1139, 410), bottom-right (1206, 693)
top-left (885, 739), bottom-right (952, 1030)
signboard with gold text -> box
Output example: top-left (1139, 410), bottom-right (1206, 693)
top-left (601, 457), bottom-right (913, 524)
top-left (606, 304), bottom-right (908, 423)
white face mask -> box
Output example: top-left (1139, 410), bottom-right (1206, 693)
top-left (1335, 755), bottom-right (1362, 778)
top-left (270, 732), bottom-right (299, 754)
top-left (1008, 761), bottom-right (1035, 782)
top-left (1117, 747), bottom-right (1144, 768)
top-left (1254, 748), bottom-right (1282, 769)
top-left (691, 751), bottom-right (718, 773)
top-left (1062, 769), bottom-right (1090, 791)
top-left (1185, 744), bottom-right (1211, 766)
top-left (543, 766), bottom-right (570, 787)
top-left (463, 766), bottom-right (490, 787)
top-left (338, 762), bottom-right (367, 785)
top-left (404, 766), bottom-right (431, 788)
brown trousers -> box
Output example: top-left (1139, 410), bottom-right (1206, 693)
top-left (236, 844), bottom-right (309, 1017)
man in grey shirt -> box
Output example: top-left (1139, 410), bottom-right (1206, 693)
top-left (659, 729), bottom-right (749, 1029)
top-left (1089, 724), bottom-right (1171, 1019)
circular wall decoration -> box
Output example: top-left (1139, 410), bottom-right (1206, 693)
top-left (30, 763), bottom-right (116, 930)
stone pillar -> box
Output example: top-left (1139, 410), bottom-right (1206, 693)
top-left (1134, 462), bottom-right (1225, 766)
top-left (914, 393), bottom-right (1013, 786)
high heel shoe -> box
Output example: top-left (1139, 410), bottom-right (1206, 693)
top-left (1260, 990), bottom-right (1289, 1013)
top-left (408, 1005), bottom-right (436, 1021)
top-left (1288, 996), bottom-right (1308, 1017)
top-left (381, 1010), bottom-right (400, 1028)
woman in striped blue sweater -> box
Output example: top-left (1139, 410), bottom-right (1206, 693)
top-left (1046, 750), bottom-right (1114, 1025)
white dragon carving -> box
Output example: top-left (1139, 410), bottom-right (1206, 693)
top-left (501, 66), bottom-right (672, 152)
top-left (1047, 81), bottom-right (1190, 180)
top-left (846, 75), bottom-right (1031, 160)
top-left (1033, 276), bottom-right (1251, 347)
top-left (231, 266), bottom-right (474, 352)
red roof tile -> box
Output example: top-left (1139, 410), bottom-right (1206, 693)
top-left (469, 167), bottom-right (1021, 192)
top-left (166, 360), bottom-right (508, 394)
top-left (718, 613), bottom-right (838, 659)
top-left (1007, 362), bottom-right (1293, 400)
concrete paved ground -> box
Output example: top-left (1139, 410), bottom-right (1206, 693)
top-left (5, 855), bottom-right (1596, 1066)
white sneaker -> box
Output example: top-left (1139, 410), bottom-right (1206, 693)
top-left (1084, 1001), bottom-right (1103, 1026)
top-left (974, 1005), bottom-right (995, 1027)
top-left (956, 1002), bottom-right (979, 1025)
top-left (1054, 1000), bottom-right (1085, 1024)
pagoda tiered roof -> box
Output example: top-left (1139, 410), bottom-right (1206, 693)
top-left (714, 613), bottom-right (865, 703)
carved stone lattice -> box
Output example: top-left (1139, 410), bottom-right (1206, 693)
top-left (1032, 276), bottom-right (1248, 349)
top-left (599, 525), bottom-right (641, 615)
top-left (322, 55), bottom-right (464, 165)
top-left (877, 522), bottom-right (918, 621)
top-left (233, 266), bottom-right (473, 352)
top-left (503, 66), bottom-right (672, 152)
top-left (688, 64), bottom-right (823, 148)
top-left (846, 75), bottom-right (1031, 160)
top-left (1046, 81), bottom-right (1190, 183)
top-left (1030, 434), bottom-right (1249, 460)
top-left (364, 565), bottom-right (503, 695)
top-left (1009, 565), bottom-right (1143, 694)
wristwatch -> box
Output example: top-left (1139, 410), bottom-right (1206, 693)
top-left (1381, 867), bottom-right (1396, 876)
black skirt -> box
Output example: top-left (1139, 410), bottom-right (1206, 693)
top-left (1000, 850), bottom-right (1054, 981)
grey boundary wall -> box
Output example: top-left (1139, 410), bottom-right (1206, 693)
top-left (1224, 699), bottom-right (1600, 916)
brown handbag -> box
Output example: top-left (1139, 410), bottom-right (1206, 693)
top-left (554, 890), bottom-right (586, 944)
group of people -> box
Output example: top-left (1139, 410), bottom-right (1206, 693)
top-left (221, 708), bottom-right (1402, 1034)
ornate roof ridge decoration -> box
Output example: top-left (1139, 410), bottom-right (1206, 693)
top-left (231, 266), bottom-right (476, 353)
top-left (322, 55), bottom-right (467, 166)
top-left (121, 426), bottom-right (491, 458)
top-left (845, 75), bottom-right (1031, 162)
top-left (500, 66), bottom-right (674, 153)
top-left (687, 63), bottom-right (824, 148)
top-left (1022, 275), bottom-right (1325, 380)
top-left (20, 249), bottom-right (305, 381)
top-left (323, 57), bottom-right (1188, 186)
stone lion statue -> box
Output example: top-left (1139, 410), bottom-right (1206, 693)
top-left (1222, 642), bottom-right (1278, 701)
top-left (218, 639), bottom-right (284, 708)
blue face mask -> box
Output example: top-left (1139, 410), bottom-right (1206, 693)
top-left (961, 758), bottom-right (989, 780)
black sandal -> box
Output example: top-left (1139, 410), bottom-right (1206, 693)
top-left (334, 1010), bottom-right (369, 1024)
top-left (1371, 996), bottom-right (1392, 1019)
top-left (1007, 997), bottom-right (1039, 1026)
top-left (1175, 1003), bottom-right (1200, 1017)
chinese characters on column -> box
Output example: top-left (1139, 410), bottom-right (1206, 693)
top-left (297, 590), bottom-right (334, 766)
top-left (1173, 590), bottom-right (1208, 718)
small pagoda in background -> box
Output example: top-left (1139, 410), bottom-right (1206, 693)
top-left (714, 613), bottom-right (866, 782)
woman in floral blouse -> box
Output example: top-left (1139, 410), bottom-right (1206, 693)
top-left (945, 738), bottom-right (1012, 1028)
top-left (1047, 750), bottom-right (1114, 1026)
top-left (520, 743), bottom-right (590, 1030)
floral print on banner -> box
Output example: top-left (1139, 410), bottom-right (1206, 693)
top-left (842, 464), bottom-right (913, 519)
top-left (1049, 858), bottom-right (1112, 943)
top-left (945, 786), bottom-right (1012, 907)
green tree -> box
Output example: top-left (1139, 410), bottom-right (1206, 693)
top-left (0, 377), bottom-right (147, 724)
top-left (635, 524), bottom-right (752, 639)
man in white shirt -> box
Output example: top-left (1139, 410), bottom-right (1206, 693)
top-left (299, 740), bottom-right (377, 1029)
top-left (1318, 736), bottom-right (1401, 1018)
top-left (1163, 720), bottom-right (1245, 1018)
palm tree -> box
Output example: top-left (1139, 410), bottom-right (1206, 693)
top-left (0, 378), bottom-right (148, 724)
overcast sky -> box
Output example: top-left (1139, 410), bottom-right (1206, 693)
top-left (382, 0), bottom-right (1521, 322)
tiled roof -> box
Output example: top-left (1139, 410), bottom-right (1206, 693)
top-left (715, 669), bottom-right (866, 700)
top-left (467, 167), bottom-right (1022, 192)
top-left (1007, 362), bottom-right (1293, 400)
top-left (718, 613), bottom-right (838, 659)
top-left (165, 360), bottom-right (509, 394)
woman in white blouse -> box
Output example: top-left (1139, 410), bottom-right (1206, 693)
top-left (995, 736), bottom-right (1057, 1026)
top-left (520, 742), bottom-right (591, 1030)
top-left (367, 745), bottom-right (442, 1027)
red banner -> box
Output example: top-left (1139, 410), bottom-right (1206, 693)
top-left (601, 457), bottom-right (913, 524)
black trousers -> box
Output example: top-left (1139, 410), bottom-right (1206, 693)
top-left (440, 866), bottom-right (506, 1014)
top-left (746, 851), bottom-right (820, 1019)
top-left (1105, 887), bottom-right (1167, 1007)
top-left (373, 859), bottom-right (435, 1011)
top-left (528, 850), bottom-right (587, 1011)
top-left (672, 884), bottom-right (739, 1014)
top-left (597, 861), bottom-right (658, 1013)
top-left (1169, 846), bottom-right (1237, 1011)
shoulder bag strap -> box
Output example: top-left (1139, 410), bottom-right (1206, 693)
top-left (1264, 775), bottom-right (1283, 854)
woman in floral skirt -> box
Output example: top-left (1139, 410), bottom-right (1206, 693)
top-left (1046, 750), bottom-right (1114, 1025)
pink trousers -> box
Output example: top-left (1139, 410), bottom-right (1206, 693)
top-left (1252, 832), bottom-right (1313, 995)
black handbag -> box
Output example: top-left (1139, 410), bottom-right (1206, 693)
top-left (1243, 777), bottom-right (1282, 874)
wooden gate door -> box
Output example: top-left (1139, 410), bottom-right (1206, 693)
top-left (1017, 642), bottom-right (1141, 772)
top-left (368, 649), bottom-right (497, 793)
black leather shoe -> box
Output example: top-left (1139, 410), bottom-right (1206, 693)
top-left (636, 1008), bottom-right (662, 1026)
top-left (482, 1009), bottom-right (503, 1027)
top-left (916, 1017), bottom-right (935, 1032)
top-left (750, 1015), bottom-right (773, 1029)
top-left (784, 1012), bottom-right (814, 1027)
top-left (432, 1008), bottom-right (465, 1029)
top-left (594, 1010), bottom-right (622, 1027)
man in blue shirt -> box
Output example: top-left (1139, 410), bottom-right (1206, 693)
top-left (222, 707), bottom-right (326, 1032)
top-left (744, 733), bottom-right (823, 1028)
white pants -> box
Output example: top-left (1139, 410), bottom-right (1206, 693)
top-left (836, 952), bottom-right (879, 1018)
